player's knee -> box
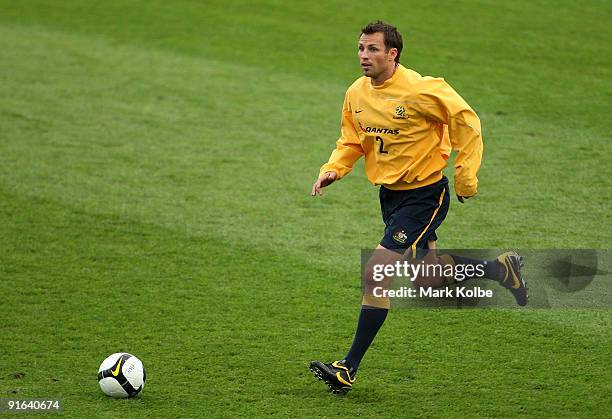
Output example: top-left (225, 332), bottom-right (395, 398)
top-left (411, 254), bottom-right (453, 289)
top-left (363, 255), bottom-right (392, 286)
top-left (362, 265), bottom-right (383, 298)
top-left (412, 275), bottom-right (430, 289)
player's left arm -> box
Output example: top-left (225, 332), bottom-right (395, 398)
top-left (413, 78), bottom-right (483, 200)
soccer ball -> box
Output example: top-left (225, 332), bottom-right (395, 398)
top-left (97, 353), bottom-right (146, 398)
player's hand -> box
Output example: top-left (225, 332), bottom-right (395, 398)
top-left (456, 195), bottom-right (472, 203)
top-left (311, 171), bottom-right (337, 196)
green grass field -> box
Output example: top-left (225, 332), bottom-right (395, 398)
top-left (1, 0), bottom-right (611, 417)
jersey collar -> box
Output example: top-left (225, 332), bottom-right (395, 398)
top-left (370, 64), bottom-right (403, 89)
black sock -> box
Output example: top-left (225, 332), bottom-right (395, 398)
top-left (343, 306), bottom-right (388, 373)
top-left (449, 255), bottom-right (503, 281)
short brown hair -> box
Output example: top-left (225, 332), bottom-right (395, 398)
top-left (361, 21), bottom-right (403, 63)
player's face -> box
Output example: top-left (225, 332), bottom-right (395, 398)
top-left (358, 32), bottom-right (397, 85)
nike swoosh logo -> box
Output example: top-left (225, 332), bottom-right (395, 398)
top-left (509, 265), bottom-right (521, 289)
top-left (111, 358), bottom-right (123, 377)
top-left (336, 372), bottom-right (355, 385)
top-left (504, 259), bottom-right (521, 289)
top-left (355, 110), bottom-right (364, 113)
top-left (332, 361), bottom-right (355, 383)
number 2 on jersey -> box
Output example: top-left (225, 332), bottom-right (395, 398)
top-left (375, 136), bottom-right (388, 154)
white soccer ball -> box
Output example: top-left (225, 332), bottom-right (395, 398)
top-left (97, 353), bottom-right (146, 398)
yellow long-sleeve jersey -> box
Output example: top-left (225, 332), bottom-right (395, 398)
top-left (320, 64), bottom-right (483, 197)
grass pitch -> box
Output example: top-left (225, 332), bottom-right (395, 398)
top-left (1, 1), bottom-right (611, 417)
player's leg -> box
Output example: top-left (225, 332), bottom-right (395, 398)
top-left (309, 178), bottom-right (451, 394)
top-left (419, 231), bottom-right (528, 304)
top-left (407, 244), bottom-right (528, 306)
top-left (310, 244), bottom-right (398, 395)
top-left (394, 185), bottom-right (528, 305)
top-left (342, 244), bottom-right (400, 371)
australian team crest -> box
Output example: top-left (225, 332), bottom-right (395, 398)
top-left (392, 229), bottom-right (408, 244)
top-left (393, 105), bottom-right (408, 119)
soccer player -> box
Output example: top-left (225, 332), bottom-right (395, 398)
top-left (309, 21), bottom-right (528, 395)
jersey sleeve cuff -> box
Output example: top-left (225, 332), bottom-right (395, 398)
top-left (319, 165), bottom-right (341, 179)
top-left (455, 182), bottom-right (477, 198)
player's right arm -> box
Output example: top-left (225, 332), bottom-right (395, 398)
top-left (311, 91), bottom-right (364, 196)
